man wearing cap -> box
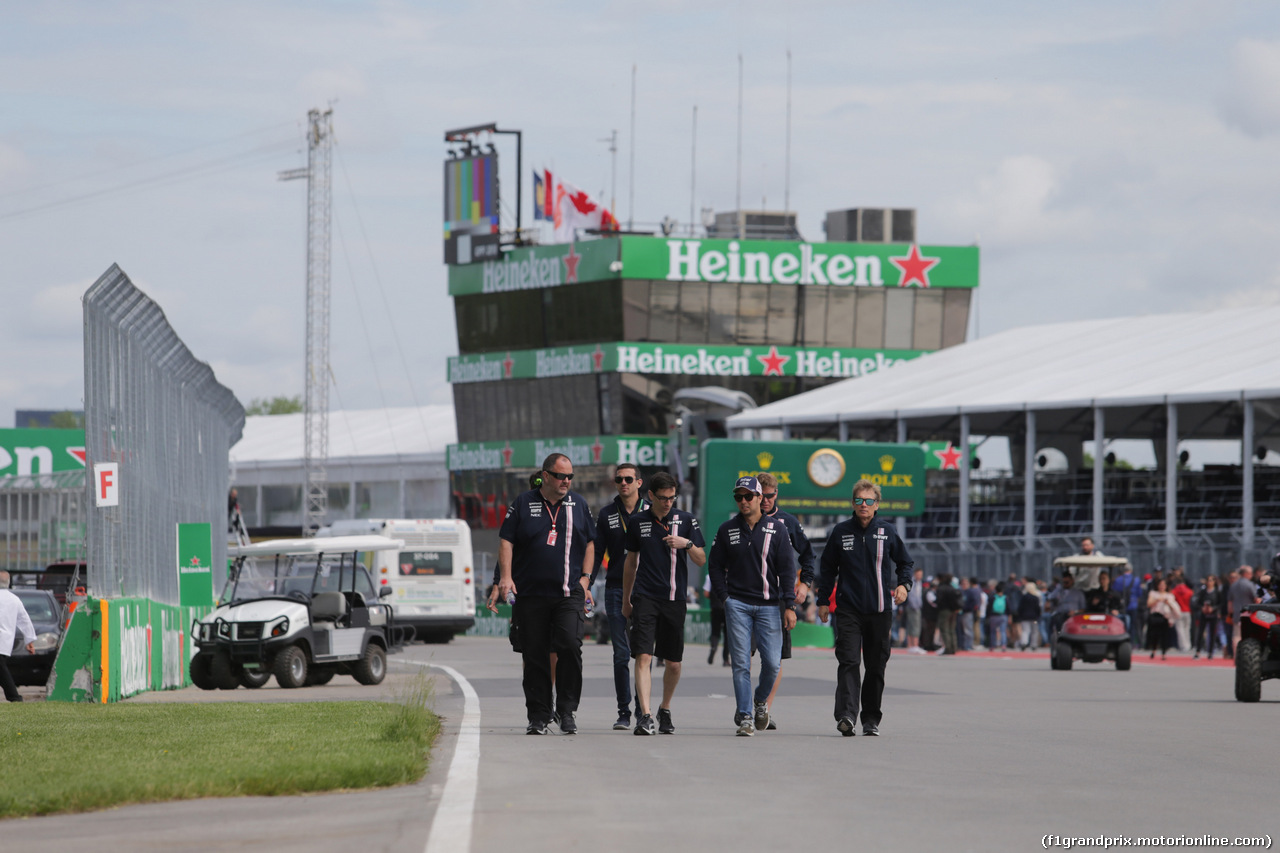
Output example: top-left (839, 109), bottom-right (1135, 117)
top-left (817, 479), bottom-right (914, 737)
top-left (707, 476), bottom-right (798, 737)
top-left (592, 462), bottom-right (648, 731)
top-left (621, 471), bottom-right (705, 735)
top-left (495, 453), bottom-right (596, 735)
top-left (757, 471), bottom-right (815, 729)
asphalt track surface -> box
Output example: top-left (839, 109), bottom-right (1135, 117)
top-left (5, 636), bottom-right (1270, 852)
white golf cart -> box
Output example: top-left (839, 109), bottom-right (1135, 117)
top-left (190, 535), bottom-right (410, 690)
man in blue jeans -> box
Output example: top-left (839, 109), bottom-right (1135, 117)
top-left (592, 463), bottom-right (648, 730)
top-left (707, 476), bottom-right (798, 737)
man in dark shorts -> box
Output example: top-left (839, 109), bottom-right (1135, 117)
top-left (621, 472), bottom-right (705, 735)
top-left (494, 453), bottom-right (596, 736)
top-left (757, 472), bottom-right (815, 730)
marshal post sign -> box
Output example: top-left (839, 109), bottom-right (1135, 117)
top-left (698, 439), bottom-right (926, 527)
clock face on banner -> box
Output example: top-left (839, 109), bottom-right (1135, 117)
top-left (807, 448), bottom-right (846, 488)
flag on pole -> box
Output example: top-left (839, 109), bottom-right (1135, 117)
top-left (533, 171), bottom-right (546, 221)
top-left (552, 179), bottom-right (618, 242)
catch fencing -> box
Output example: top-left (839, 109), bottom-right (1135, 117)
top-left (83, 265), bottom-right (244, 605)
top-left (0, 470), bottom-right (86, 570)
top-left (907, 529), bottom-right (1280, 582)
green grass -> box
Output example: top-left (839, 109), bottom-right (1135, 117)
top-left (0, 679), bottom-right (440, 819)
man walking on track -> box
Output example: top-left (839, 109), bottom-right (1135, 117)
top-left (621, 472), bottom-right (705, 735)
top-left (708, 476), bottom-right (798, 737)
top-left (817, 478), bottom-right (915, 737)
top-left (592, 462), bottom-right (648, 730)
top-left (495, 453), bottom-right (596, 735)
top-left (757, 472), bottom-right (815, 730)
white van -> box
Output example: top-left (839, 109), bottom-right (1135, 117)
top-left (322, 518), bottom-right (476, 642)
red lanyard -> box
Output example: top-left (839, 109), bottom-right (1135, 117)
top-left (544, 499), bottom-right (562, 547)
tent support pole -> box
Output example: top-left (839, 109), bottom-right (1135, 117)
top-left (1165, 403), bottom-right (1177, 549)
top-left (1024, 410), bottom-right (1036, 552)
top-left (959, 413), bottom-right (970, 548)
top-left (1243, 398), bottom-right (1255, 552)
top-left (1093, 406), bottom-right (1104, 547)
top-left (896, 417), bottom-right (907, 539)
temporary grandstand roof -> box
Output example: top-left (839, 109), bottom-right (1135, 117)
top-left (231, 405), bottom-right (456, 467)
top-left (727, 305), bottom-right (1280, 442)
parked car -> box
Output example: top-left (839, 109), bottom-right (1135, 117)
top-left (9, 589), bottom-right (62, 685)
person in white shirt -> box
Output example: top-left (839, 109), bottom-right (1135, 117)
top-left (0, 571), bottom-right (36, 702)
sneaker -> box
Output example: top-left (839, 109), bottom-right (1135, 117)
top-left (862, 722), bottom-right (879, 737)
top-left (526, 721), bottom-right (550, 735)
top-left (837, 717), bottom-right (856, 737)
top-left (736, 717), bottom-right (756, 737)
top-left (551, 710), bottom-right (561, 727)
top-left (708, 647), bottom-right (717, 665)
top-left (657, 708), bottom-right (675, 734)
top-left (722, 658), bottom-right (731, 667)
top-left (766, 714), bottom-right (777, 731)
top-left (559, 712), bottom-right (577, 735)
top-left (733, 711), bottom-right (747, 726)
top-left (753, 701), bottom-right (770, 731)
top-left (634, 714), bottom-right (656, 736)
top-left (613, 712), bottom-right (631, 731)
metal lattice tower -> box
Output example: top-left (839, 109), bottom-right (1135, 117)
top-left (279, 108), bottom-right (333, 534)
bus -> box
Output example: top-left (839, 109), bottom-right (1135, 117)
top-left (321, 518), bottom-right (476, 642)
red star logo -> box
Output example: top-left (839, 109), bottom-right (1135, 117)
top-left (934, 442), bottom-right (963, 470)
top-left (501, 352), bottom-right (514, 379)
top-left (591, 345), bottom-right (605, 372)
top-left (889, 244), bottom-right (941, 288)
top-left (67, 447), bottom-right (87, 466)
top-left (562, 243), bottom-right (581, 283)
top-left (756, 345), bottom-right (791, 377)
top-left (591, 437), bottom-right (604, 464)
top-left (501, 442), bottom-right (513, 467)
top-left (189, 555), bottom-right (202, 567)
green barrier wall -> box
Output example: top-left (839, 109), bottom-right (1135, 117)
top-left (47, 597), bottom-right (212, 703)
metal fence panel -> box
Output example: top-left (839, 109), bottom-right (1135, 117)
top-left (0, 471), bottom-right (87, 570)
top-left (83, 265), bottom-right (244, 604)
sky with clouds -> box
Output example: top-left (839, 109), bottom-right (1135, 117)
top-left (2, 0), bottom-right (1279, 434)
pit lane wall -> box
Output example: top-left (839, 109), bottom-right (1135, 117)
top-left (47, 596), bottom-right (212, 703)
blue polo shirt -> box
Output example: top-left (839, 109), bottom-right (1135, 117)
top-left (624, 507), bottom-right (705, 602)
top-left (499, 488), bottom-right (596, 598)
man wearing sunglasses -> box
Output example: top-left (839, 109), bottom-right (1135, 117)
top-left (620, 471), bottom-right (705, 735)
top-left (707, 476), bottom-right (798, 736)
top-left (496, 453), bottom-right (596, 735)
top-left (757, 472), bottom-right (816, 730)
top-left (591, 462), bottom-right (648, 730)
top-left (817, 479), bottom-right (914, 737)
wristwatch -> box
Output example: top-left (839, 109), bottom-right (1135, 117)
top-left (684, 540), bottom-right (693, 551)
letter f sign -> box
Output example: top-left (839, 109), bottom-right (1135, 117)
top-left (95, 463), bottom-right (119, 507)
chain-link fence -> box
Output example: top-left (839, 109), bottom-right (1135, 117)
top-left (907, 529), bottom-right (1280, 582)
top-left (0, 470), bottom-right (86, 570)
top-left (83, 265), bottom-right (244, 604)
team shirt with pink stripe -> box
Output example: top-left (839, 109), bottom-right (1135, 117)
top-left (624, 507), bottom-right (705, 602)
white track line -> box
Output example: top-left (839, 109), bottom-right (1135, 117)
top-left (406, 661), bottom-right (480, 853)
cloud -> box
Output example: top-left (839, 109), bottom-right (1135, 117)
top-left (943, 155), bottom-right (1089, 246)
top-left (27, 281), bottom-right (88, 337)
top-left (1219, 38), bottom-right (1280, 137)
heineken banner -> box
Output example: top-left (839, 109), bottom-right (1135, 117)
top-left (448, 434), bottom-right (669, 472)
top-left (449, 342), bottom-right (927, 384)
top-left (177, 522), bottom-right (214, 607)
top-left (0, 428), bottom-right (86, 477)
top-left (448, 236), bottom-right (978, 295)
top-left (698, 439), bottom-right (926, 526)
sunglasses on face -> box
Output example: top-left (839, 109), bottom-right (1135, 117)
top-left (733, 493), bottom-right (758, 502)
top-left (853, 497), bottom-right (878, 506)
top-left (762, 492), bottom-right (778, 500)
top-left (614, 476), bottom-right (635, 484)
top-left (652, 493), bottom-right (677, 503)
top-left (544, 470), bottom-right (574, 482)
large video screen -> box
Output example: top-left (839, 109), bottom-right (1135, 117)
top-left (443, 153), bottom-right (500, 264)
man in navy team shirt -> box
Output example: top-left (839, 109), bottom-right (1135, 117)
top-left (621, 471), bottom-right (705, 736)
top-left (592, 462), bottom-right (648, 731)
top-left (817, 478), bottom-right (914, 738)
top-left (494, 453), bottom-right (596, 736)
top-left (708, 476), bottom-right (798, 737)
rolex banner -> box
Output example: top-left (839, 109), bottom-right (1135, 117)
top-left (176, 522), bottom-right (214, 607)
top-left (449, 342), bottom-right (927, 383)
top-left (698, 439), bottom-right (926, 526)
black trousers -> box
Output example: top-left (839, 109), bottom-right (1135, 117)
top-left (513, 590), bottom-right (584, 724)
top-left (0, 654), bottom-right (20, 702)
top-left (709, 605), bottom-right (728, 660)
top-left (834, 609), bottom-right (893, 725)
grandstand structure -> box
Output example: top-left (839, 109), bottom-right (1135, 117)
top-left (727, 305), bottom-right (1280, 578)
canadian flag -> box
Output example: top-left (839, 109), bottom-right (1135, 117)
top-left (553, 180), bottom-right (618, 242)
